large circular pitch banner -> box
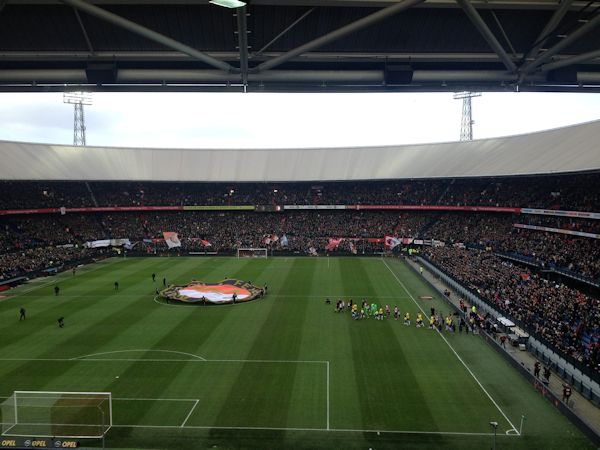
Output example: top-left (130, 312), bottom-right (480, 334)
top-left (159, 278), bottom-right (264, 305)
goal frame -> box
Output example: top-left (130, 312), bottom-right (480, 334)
top-left (2, 390), bottom-right (112, 439)
top-left (237, 248), bottom-right (268, 259)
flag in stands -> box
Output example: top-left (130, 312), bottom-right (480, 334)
top-left (349, 241), bottom-right (357, 254)
top-left (326, 238), bottom-right (343, 251)
top-left (200, 239), bottom-right (212, 247)
top-left (163, 232), bottom-right (181, 248)
top-left (384, 235), bottom-right (401, 249)
top-left (280, 234), bottom-right (288, 247)
top-left (262, 234), bottom-right (279, 245)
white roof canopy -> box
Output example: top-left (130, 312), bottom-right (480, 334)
top-left (1, 120), bottom-right (599, 182)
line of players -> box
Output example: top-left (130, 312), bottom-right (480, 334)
top-left (332, 299), bottom-right (468, 331)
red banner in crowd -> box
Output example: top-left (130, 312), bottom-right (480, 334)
top-left (325, 238), bottom-right (344, 251)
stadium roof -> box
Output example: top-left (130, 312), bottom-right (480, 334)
top-left (1, 0), bottom-right (600, 93)
top-left (1, 120), bottom-right (599, 182)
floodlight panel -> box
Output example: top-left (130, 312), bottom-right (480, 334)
top-left (63, 92), bottom-right (93, 105)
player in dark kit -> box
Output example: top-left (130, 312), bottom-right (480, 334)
top-left (54, 286), bottom-right (60, 296)
top-left (57, 317), bottom-right (64, 328)
top-left (152, 273), bottom-right (156, 282)
top-left (562, 384), bottom-right (572, 404)
top-left (114, 281), bottom-right (119, 291)
top-left (534, 361), bottom-right (541, 378)
top-left (163, 277), bottom-right (167, 287)
top-left (19, 307), bottom-right (26, 321)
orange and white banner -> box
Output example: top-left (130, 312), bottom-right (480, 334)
top-left (163, 232), bottom-right (182, 248)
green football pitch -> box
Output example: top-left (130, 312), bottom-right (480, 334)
top-left (0, 256), bottom-right (595, 449)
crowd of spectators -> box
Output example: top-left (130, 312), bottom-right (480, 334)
top-left (422, 213), bottom-right (600, 280)
top-left (1, 172), bottom-right (599, 210)
top-left (0, 246), bottom-right (100, 282)
top-left (425, 247), bottom-right (600, 376)
top-left (1, 208), bottom-right (599, 280)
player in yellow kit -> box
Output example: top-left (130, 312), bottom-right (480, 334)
top-left (403, 312), bottom-right (410, 326)
top-left (416, 312), bottom-right (424, 328)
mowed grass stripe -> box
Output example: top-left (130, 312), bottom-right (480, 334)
top-left (209, 258), bottom-right (321, 430)
top-left (191, 258), bottom-right (279, 362)
top-left (344, 258), bottom-right (439, 431)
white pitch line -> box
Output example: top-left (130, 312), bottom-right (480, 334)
top-left (382, 259), bottom-right (520, 436)
top-left (181, 399), bottom-right (199, 427)
top-left (102, 424), bottom-right (518, 436)
top-left (71, 349), bottom-right (207, 361)
top-left (0, 421), bottom-right (519, 437)
top-left (326, 360), bottom-right (330, 431)
top-left (0, 357), bottom-right (328, 364)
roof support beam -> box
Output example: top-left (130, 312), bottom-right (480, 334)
top-left (255, 0), bottom-right (425, 72)
top-left (60, 0), bottom-right (234, 72)
top-left (455, 0), bottom-right (517, 72)
top-left (520, 12), bottom-right (600, 75)
top-left (524, 0), bottom-right (573, 62)
top-left (235, 6), bottom-right (249, 87)
top-left (73, 7), bottom-right (94, 53)
top-left (540, 48), bottom-right (600, 71)
top-left (254, 7), bottom-right (315, 58)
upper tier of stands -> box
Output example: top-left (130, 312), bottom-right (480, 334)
top-left (1, 171), bottom-right (599, 211)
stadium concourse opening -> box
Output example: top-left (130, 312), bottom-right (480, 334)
top-left (158, 278), bottom-right (265, 306)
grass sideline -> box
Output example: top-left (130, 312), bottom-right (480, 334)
top-left (0, 256), bottom-right (594, 449)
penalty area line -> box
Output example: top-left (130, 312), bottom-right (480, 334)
top-left (382, 259), bottom-right (520, 436)
top-left (181, 400), bottom-right (200, 428)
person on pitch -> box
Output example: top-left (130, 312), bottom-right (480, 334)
top-left (429, 314), bottom-right (436, 329)
top-left (114, 281), bottom-right (119, 291)
top-left (57, 317), bottom-right (65, 328)
top-left (404, 312), bottom-right (410, 326)
top-left (54, 285), bottom-right (60, 296)
top-left (378, 307), bottom-right (384, 320)
top-left (152, 273), bottom-right (156, 282)
top-left (19, 307), bottom-right (26, 321)
top-left (394, 305), bottom-right (399, 320)
top-left (416, 312), bottom-right (424, 328)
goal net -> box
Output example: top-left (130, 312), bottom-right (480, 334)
top-left (1, 391), bottom-right (112, 438)
top-left (237, 248), bottom-right (268, 258)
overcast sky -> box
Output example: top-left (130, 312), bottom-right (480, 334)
top-left (0, 92), bottom-right (599, 148)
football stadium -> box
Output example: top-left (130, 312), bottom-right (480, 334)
top-left (1, 1), bottom-right (600, 449)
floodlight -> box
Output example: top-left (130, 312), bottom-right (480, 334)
top-left (209, 0), bottom-right (246, 8)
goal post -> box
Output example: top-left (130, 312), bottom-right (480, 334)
top-left (1, 391), bottom-right (112, 439)
top-left (237, 248), bottom-right (268, 258)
